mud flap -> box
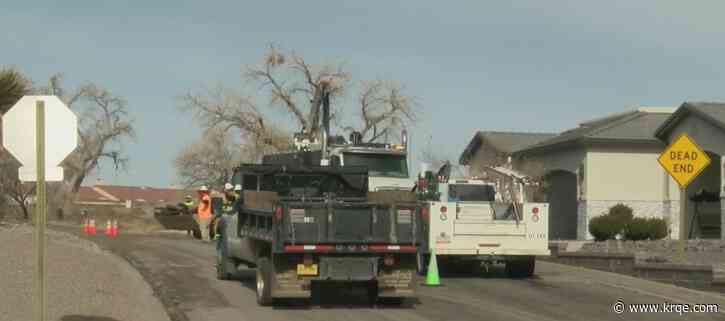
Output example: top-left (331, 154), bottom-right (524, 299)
top-left (377, 255), bottom-right (417, 298)
top-left (271, 256), bottom-right (311, 299)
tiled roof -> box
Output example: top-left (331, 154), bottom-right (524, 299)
top-left (514, 107), bottom-right (674, 155)
top-left (655, 102), bottom-right (725, 139)
top-left (94, 185), bottom-right (189, 204)
top-left (459, 131), bottom-right (556, 165)
top-left (76, 186), bottom-right (117, 203)
top-left (75, 185), bottom-right (192, 205)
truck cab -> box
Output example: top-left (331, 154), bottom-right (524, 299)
top-left (263, 133), bottom-right (416, 192)
top-left (328, 143), bottom-right (415, 192)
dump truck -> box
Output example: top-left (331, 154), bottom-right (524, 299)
top-left (216, 164), bottom-right (424, 305)
top-left (416, 164), bottom-right (550, 277)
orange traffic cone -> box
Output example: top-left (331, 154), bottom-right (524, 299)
top-left (105, 220), bottom-right (112, 236)
top-left (89, 219), bottom-right (97, 235)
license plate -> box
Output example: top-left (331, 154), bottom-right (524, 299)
top-left (296, 264), bottom-right (318, 276)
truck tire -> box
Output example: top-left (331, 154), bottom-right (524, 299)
top-left (505, 256), bottom-right (535, 278)
top-left (255, 258), bottom-right (273, 306)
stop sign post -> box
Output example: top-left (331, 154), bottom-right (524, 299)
top-left (2, 96), bottom-right (78, 321)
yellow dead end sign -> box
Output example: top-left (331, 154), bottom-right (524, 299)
top-left (657, 133), bottom-right (711, 189)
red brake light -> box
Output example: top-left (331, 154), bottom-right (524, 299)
top-left (440, 206), bottom-right (448, 214)
top-left (421, 207), bottom-right (430, 221)
top-left (532, 207), bottom-right (539, 214)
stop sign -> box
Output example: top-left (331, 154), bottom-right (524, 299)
top-left (2, 95), bottom-right (78, 181)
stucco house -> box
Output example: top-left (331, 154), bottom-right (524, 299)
top-left (654, 102), bottom-right (725, 240)
top-left (511, 107), bottom-right (680, 240)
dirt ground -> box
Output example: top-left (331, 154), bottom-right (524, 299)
top-left (0, 222), bottom-right (170, 321)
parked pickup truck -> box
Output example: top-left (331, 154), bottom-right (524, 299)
top-left (216, 164), bottom-right (424, 305)
top-left (416, 165), bottom-right (550, 277)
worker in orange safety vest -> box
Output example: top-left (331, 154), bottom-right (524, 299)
top-left (196, 185), bottom-right (213, 242)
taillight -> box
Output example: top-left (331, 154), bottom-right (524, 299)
top-left (440, 206), bottom-right (448, 214)
top-left (421, 207), bottom-right (430, 221)
top-left (274, 207), bottom-right (283, 221)
top-left (531, 207), bottom-right (541, 222)
top-left (384, 254), bottom-right (395, 266)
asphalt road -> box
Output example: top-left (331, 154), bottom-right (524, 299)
top-left (67, 229), bottom-right (725, 321)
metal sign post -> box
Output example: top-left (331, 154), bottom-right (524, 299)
top-left (657, 133), bottom-right (711, 263)
top-left (35, 100), bottom-right (47, 321)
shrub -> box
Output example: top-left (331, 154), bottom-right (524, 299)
top-left (589, 214), bottom-right (619, 241)
top-left (623, 217), bottom-right (649, 240)
top-left (589, 204), bottom-right (636, 241)
top-left (647, 217), bottom-right (668, 240)
top-left (622, 217), bottom-right (668, 240)
top-left (608, 203), bottom-right (633, 231)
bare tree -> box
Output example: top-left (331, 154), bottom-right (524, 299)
top-left (37, 75), bottom-right (135, 195)
top-left (180, 45), bottom-right (419, 157)
top-left (179, 85), bottom-right (290, 160)
top-left (419, 138), bottom-right (448, 171)
top-left (0, 154), bottom-right (35, 219)
top-left (174, 127), bottom-right (243, 189)
top-left (350, 79), bottom-right (416, 142)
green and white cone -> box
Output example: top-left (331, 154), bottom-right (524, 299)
top-left (425, 248), bottom-right (441, 286)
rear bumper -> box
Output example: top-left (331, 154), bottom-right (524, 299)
top-left (271, 254), bottom-right (417, 298)
top-left (319, 256), bottom-right (378, 281)
top-left (433, 248), bottom-right (550, 256)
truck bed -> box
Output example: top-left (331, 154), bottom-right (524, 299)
top-left (237, 199), bottom-right (422, 250)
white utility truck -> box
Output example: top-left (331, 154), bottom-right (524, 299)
top-left (417, 164), bottom-right (550, 277)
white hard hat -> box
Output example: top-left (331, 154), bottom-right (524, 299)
top-left (199, 185), bottom-right (209, 192)
top-left (234, 184), bottom-right (242, 191)
top-left (224, 183), bottom-right (233, 191)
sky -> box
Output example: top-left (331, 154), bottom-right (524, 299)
top-left (4, 1), bottom-right (725, 187)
